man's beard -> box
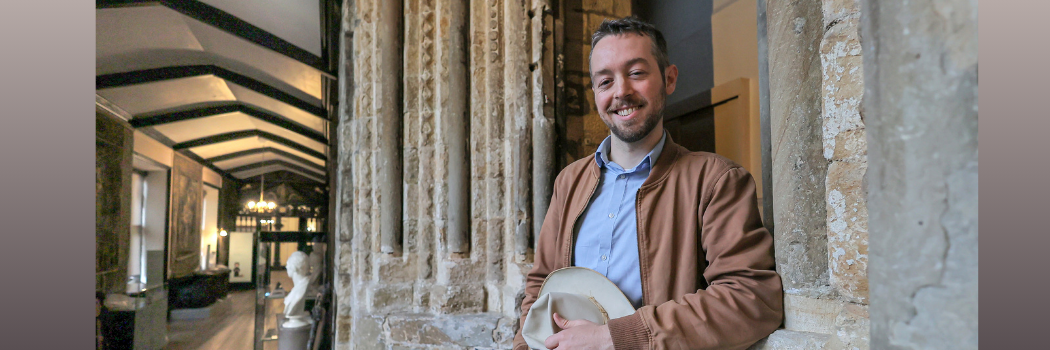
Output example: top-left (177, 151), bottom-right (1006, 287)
top-left (603, 93), bottom-right (665, 143)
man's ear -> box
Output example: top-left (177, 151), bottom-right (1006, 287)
top-left (664, 64), bottom-right (679, 95)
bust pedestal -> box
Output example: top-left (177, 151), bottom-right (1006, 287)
top-left (278, 319), bottom-right (312, 350)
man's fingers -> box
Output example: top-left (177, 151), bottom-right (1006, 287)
top-left (553, 313), bottom-right (570, 329)
top-left (543, 332), bottom-right (561, 349)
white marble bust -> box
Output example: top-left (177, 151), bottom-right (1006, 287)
top-left (282, 251), bottom-right (312, 328)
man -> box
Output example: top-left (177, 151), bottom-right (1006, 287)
top-left (512, 17), bottom-right (783, 350)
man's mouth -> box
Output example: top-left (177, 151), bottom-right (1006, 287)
top-left (613, 105), bottom-right (641, 117)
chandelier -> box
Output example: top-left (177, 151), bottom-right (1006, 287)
top-left (242, 174), bottom-right (279, 215)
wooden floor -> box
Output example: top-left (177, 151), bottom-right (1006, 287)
top-left (165, 272), bottom-right (292, 350)
top-left (165, 290), bottom-right (255, 350)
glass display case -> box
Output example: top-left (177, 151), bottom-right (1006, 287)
top-left (253, 233), bottom-right (327, 350)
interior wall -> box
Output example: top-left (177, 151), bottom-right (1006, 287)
top-left (712, 0), bottom-right (758, 86)
top-left (711, 0), bottom-right (763, 198)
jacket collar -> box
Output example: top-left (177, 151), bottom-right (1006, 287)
top-left (587, 133), bottom-right (683, 188)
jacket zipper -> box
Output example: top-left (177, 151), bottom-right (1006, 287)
top-left (635, 190), bottom-right (648, 306)
top-left (566, 173), bottom-right (600, 267)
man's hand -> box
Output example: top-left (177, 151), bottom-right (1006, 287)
top-left (542, 313), bottom-right (614, 350)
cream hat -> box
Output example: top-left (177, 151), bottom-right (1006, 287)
top-left (521, 267), bottom-right (636, 350)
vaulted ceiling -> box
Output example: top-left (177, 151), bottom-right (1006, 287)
top-left (96, 0), bottom-right (340, 185)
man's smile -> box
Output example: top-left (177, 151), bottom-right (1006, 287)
top-left (611, 103), bottom-right (644, 119)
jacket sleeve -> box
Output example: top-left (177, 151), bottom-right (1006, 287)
top-left (606, 166), bottom-right (784, 350)
top-left (513, 176), bottom-right (567, 350)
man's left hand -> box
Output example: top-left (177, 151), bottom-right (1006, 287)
top-left (542, 313), bottom-right (614, 350)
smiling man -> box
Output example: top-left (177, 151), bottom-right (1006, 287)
top-left (512, 17), bottom-right (783, 350)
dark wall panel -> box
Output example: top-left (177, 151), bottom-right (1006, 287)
top-left (96, 112), bottom-right (133, 293)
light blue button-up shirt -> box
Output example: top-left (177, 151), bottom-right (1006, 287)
top-left (573, 133), bottom-right (666, 308)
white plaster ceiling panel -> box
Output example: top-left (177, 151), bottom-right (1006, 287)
top-left (150, 112), bottom-right (257, 143)
top-left (233, 165), bottom-right (326, 183)
top-left (187, 137), bottom-right (267, 159)
top-left (188, 137), bottom-right (326, 166)
top-left (96, 6), bottom-right (205, 75)
top-left (252, 121), bottom-right (328, 154)
top-left (182, 17), bottom-right (324, 103)
top-left (256, 143), bottom-right (327, 167)
top-left (227, 84), bottom-right (326, 133)
top-left (96, 5), bottom-right (323, 105)
top-left (96, 75), bottom-right (236, 116)
top-left (213, 153), bottom-right (324, 176)
top-left (198, 0), bottom-right (322, 56)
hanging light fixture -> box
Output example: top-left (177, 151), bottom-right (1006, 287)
top-left (243, 174), bottom-right (279, 214)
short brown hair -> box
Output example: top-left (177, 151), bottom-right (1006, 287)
top-left (590, 16), bottom-right (670, 75)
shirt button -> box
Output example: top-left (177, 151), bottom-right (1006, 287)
top-left (608, 213), bottom-right (615, 218)
top-left (619, 174), bottom-right (626, 179)
top-left (601, 255), bottom-right (608, 261)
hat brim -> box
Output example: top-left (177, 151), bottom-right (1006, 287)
top-left (537, 267), bottom-right (636, 319)
top-left (522, 267), bottom-right (636, 349)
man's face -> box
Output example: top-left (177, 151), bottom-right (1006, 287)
top-left (590, 33), bottom-right (677, 143)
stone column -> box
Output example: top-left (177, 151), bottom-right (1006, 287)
top-left (376, 0), bottom-right (404, 255)
top-left (505, 0), bottom-right (533, 261)
top-left (481, 0), bottom-right (506, 285)
top-left (531, 0), bottom-right (556, 255)
top-left (861, 0), bottom-right (978, 348)
top-left (438, 0), bottom-right (471, 255)
top-left (767, 0), bottom-right (831, 299)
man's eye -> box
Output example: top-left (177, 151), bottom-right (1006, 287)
top-left (631, 71), bottom-right (645, 76)
top-left (598, 80), bottom-right (610, 87)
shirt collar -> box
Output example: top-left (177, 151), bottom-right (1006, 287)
top-left (594, 131), bottom-right (667, 171)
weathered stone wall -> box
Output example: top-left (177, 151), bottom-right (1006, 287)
top-left (861, 0), bottom-right (978, 349)
top-left (754, 0), bottom-right (870, 348)
top-left (334, 0), bottom-right (562, 348)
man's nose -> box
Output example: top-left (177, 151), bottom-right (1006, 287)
top-left (614, 79), bottom-right (634, 100)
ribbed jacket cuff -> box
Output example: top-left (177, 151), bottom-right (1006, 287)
top-left (607, 313), bottom-right (650, 350)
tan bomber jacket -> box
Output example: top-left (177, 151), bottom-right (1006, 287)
top-left (513, 138), bottom-right (783, 350)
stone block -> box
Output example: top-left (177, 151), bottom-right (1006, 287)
top-left (748, 329), bottom-right (831, 350)
top-left (825, 304), bottom-right (870, 350)
top-left (829, 128), bottom-right (867, 163)
top-left (339, 242), bottom-right (356, 273)
top-left (377, 254), bottom-right (417, 284)
top-left (337, 314), bottom-right (352, 345)
top-left (371, 284), bottom-right (415, 313)
top-left (782, 294), bottom-right (844, 335)
top-left (821, 0), bottom-right (860, 27)
top-left (434, 313), bottom-right (505, 348)
top-left (432, 284), bottom-right (486, 314)
top-left (352, 315), bottom-right (385, 350)
top-left (826, 161), bottom-right (869, 303)
top-left (385, 316), bottom-right (454, 345)
top-left (820, 16), bottom-right (864, 161)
